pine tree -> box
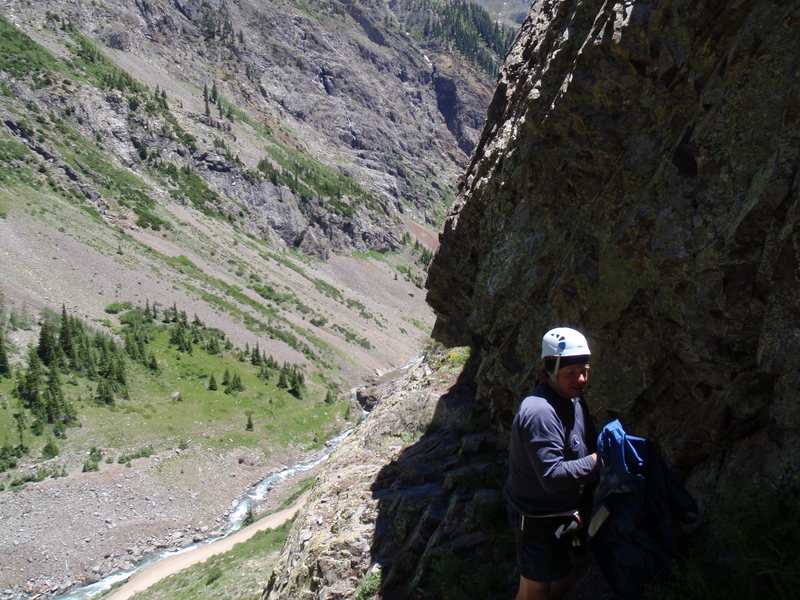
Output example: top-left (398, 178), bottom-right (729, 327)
top-left (222, 368), bottom-right (230, 386)
top-left (113, 355), bottom-right (127, 389)
top-left (245, 412), bottom-right (253, 431)
top-left (233, 372), bottom-right (244, 392)
top-left (289, 369), bottom-right (303, 399)
top-left (37, 321), bottom-right (60, 367)
top-left (206, 335), bottom-right (221, 355)
top-left (18, 350), bottom-right (43, 413)
top-left (96, 379), bottom-right (114, 405)
top-left (277, 368), bottom-right (289, 390)
top-left (59, 305), bottom-right (77, 369)
top-left (0, 327), bottom-right (9, 377)
top-left (251, 343), bottom-right (261, 366)
top-left (43, 364), bottom-right (64, 424)
top-left (42, 437), bottom-right (59, 459)
top-left (208, 373), bottom-right (218, 391)
top-left (13, 412), bottom-right (26, 448)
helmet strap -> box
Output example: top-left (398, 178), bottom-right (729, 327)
top-left (549, 354), bottom-right (561, 384)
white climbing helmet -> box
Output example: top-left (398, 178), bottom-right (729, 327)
top-left (541, 327), bottom-right (590, 382)
top-left (541, 327), bottom-right (591, 359)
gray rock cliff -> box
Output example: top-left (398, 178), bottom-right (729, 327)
top-left (427, 0), bottom-right (800, 493)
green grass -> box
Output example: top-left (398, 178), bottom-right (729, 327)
top-left (0, 14), bottom-right (64, 79)
top-left (645, 471), bottom-right (800, 600)
top-left (104, 516), bottom-right (296, 600)
top-left (0, 310), bottom-right (352, 487)
top-left (261, 142), bottom-right (382, 216)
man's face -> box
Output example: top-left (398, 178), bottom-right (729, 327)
top-left (553, 362), bottom-right (590, 399)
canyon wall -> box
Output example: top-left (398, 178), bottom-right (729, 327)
top-left (427, 0), bottom-right (800, 496)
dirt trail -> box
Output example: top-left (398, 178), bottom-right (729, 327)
top-left (106, 491), bottom-right (311, 600)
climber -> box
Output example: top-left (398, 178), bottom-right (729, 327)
top-left (505, 326), bottom-right (600, 600)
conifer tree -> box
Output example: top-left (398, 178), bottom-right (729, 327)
top-left (208, 373), bottom-right (218, 391)
top-left (233, 372), bottom-right (244, 392)
top-left (77, 335), bottom-right (96, 378)
top-left (43, 364), bottom-right (64, 424)
top-left (37, 321), bottom-right (60, 367)
top-left (289, 369), bottom-right (304, 399)
top-left (150, 301), bottom-right (159, 321)
top-left (42, 437), bottom-right (59, 459)
top-left (59, 305), bottom-right (77, 369)
top-left (245, 412), bottom-right (253, 431)
top-left (17, 350), bottom-right (43, 414)
top-left (277, 368), bottom-right (289, 390)
top-left (206, 335), bottom-right (221, 355)
top-left (114, 355), bottom-right (127, 389)
top-left (12, 412), bottom-right (26, 448)
top-left (0, 327), bottom-right (9, 377)
top-left (96, 379), bottom-right (114, 405)
top-left (124, 331), bottom-right (141, 361)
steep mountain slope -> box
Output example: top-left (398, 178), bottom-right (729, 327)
top-left (0, 0), bottom-right (511, 369)
top-left (0, 1), bottom-right (516, 597)
top-left (258, 1), bottom-right (800, 599)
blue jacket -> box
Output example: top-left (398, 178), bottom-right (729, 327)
top-left (588, 420), bottom-right (697, 599)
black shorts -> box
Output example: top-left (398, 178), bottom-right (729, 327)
top-left (508, 508), bottom-right (579, 583)
top-left (515, 526), bottom-right (574, 582)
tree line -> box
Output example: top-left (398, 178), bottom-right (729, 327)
top-left (416, 0), bottom-right (516, 74)
top-left (0, 300), bottom-right (310, 474)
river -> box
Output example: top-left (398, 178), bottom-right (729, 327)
top-left (52, 428), bottom-right (353, 600)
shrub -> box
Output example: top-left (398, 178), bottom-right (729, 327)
top-left (646, 470), bottom-right (800, 600)
top-left (104, 301), bottom-right (133, 314)
top-left (42, 438), bottom-right (59, 459)
top-left (205, 565), bottom-right (223, 586)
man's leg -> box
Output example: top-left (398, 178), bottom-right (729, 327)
top-left (515, 568), bottom-right (576, 600)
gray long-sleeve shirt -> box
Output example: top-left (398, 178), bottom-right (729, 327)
top-left (505, 382), bottom-right (598, 516)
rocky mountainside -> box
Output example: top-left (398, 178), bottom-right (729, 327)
top-left (260, 1), bottom-right (799, 599)
top-left (0, 2), bottom-right (515, 597)
top-left (0, 0), bottom-right (514, 381)
top-left (1, 0), bottom-right (503, 258)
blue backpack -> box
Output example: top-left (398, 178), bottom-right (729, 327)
top-left (588, 420), bottom-right (698, 598)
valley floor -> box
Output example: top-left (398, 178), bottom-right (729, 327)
top-left (0, 442), bottom-right (325, 599)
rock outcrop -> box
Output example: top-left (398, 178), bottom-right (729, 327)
top-left (261, 2), bottom-right (799, 599)
top-left (427, 0), bottom-right (800, 498)
top-left (261, 353), bottom-right (514, 600)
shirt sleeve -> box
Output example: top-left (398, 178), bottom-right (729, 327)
top-left (519, 402), bottom-right (597, 494)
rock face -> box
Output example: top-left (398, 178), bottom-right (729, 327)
top-left (261, 354), bottom-right (512, 600)
top-left (426, 0), bottom-right (800, 498)
top-left (259, 3), bottom-right (799, 600)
